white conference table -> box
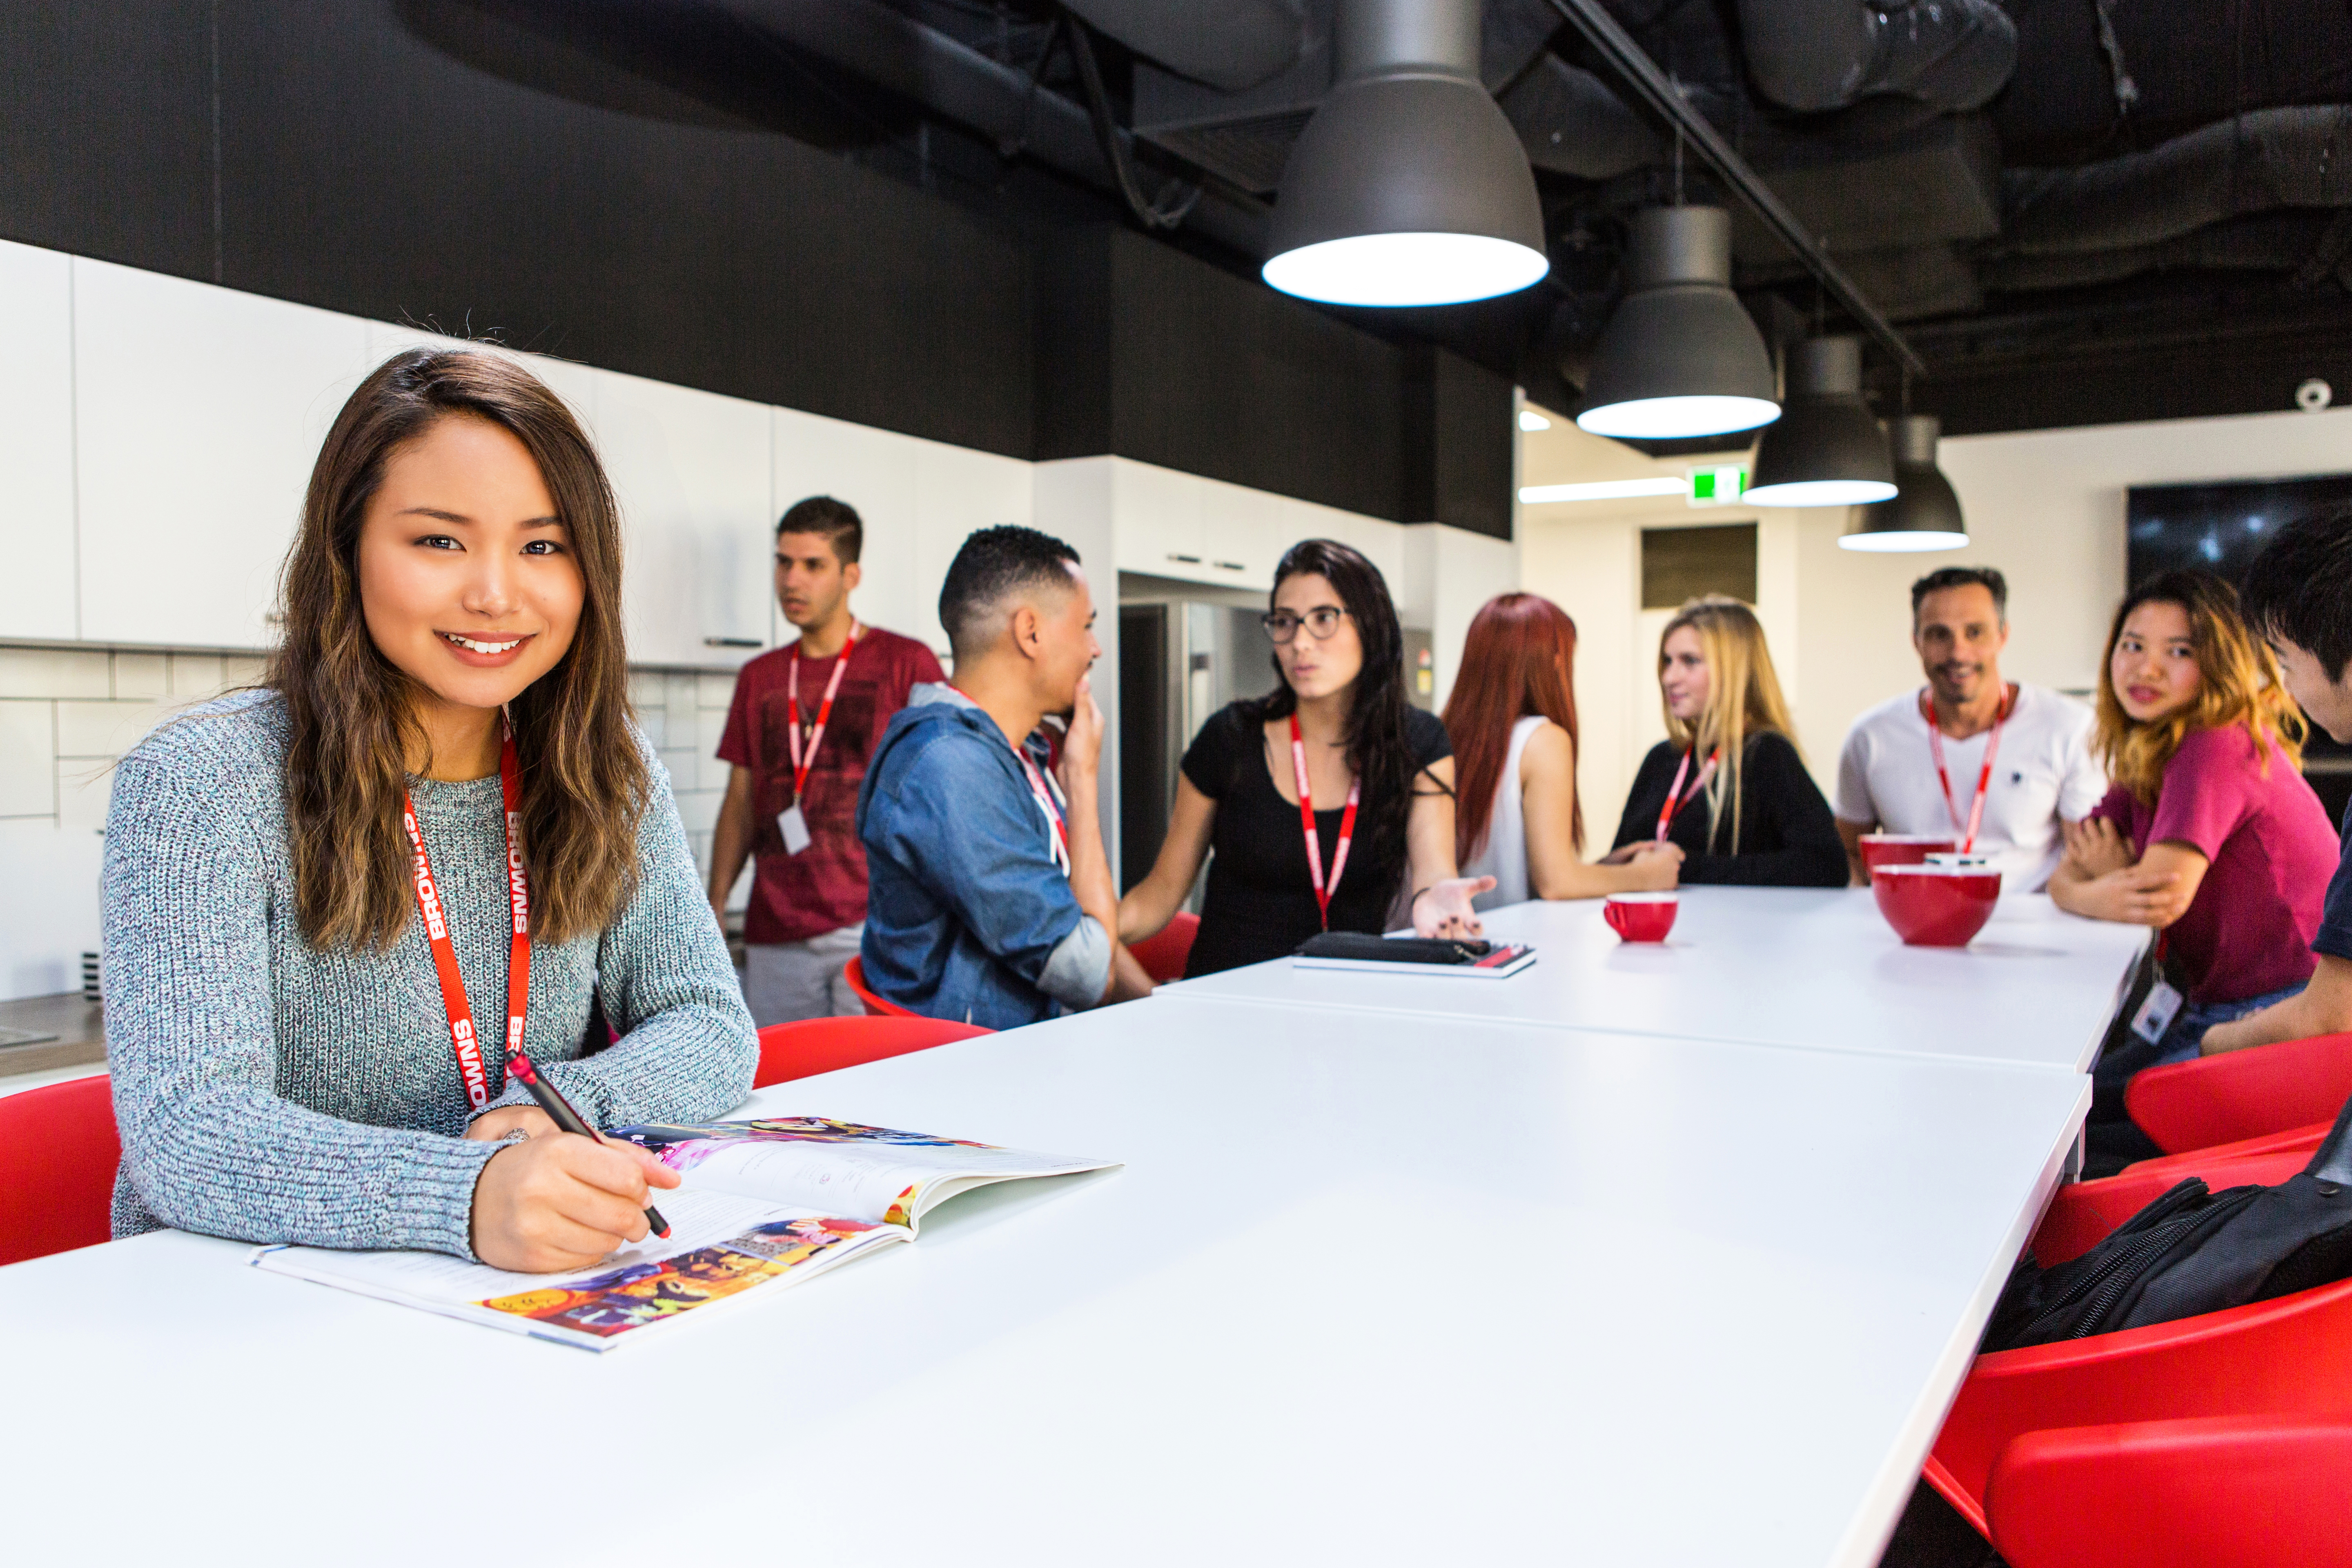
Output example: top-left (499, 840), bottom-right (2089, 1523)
top-left (0, 1001), bottom-right (2091, 1568)
top-left (1160, 888), bottom-right (2149, 1074)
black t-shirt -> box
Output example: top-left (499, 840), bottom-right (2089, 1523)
top-left (1180, 702), bottom-right (1453, 977)
top-left (2312, 793), bottom-right (2352, 963)
top-left (1610, 732), bottom-right (1848, 887)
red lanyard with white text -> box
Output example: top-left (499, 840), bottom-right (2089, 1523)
top-left (1014, 742), bottom-right (1071, 878)
top-left (1288, 714), bottom-right (1361, 929)
top-left (1922, 684), bottom-right (2013, 853)
top-left (401, 723), bottom-right (530, 1112)
top-left (786, 621), bottom-right (861, 803)
top-left (1655, 746), bottom-right (1720, 842)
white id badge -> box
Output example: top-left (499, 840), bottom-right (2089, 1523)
top-left (777, 805), bottom-right (812, 856)
top-left (2130, 979), bottom-right (2185, 1045)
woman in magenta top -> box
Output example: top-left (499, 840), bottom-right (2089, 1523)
top-left (2051, 571), bottom-right (2339, 1101)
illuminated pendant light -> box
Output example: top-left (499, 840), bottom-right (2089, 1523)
top-left (1577, 206), bottom-right (1781, 439)
top-left (1262, 0), bottom-right (1548, 307)
top-left (1839, 415), bottom-right (1968, 551)
top-left (1744, 335), bottom-right (1896, 507)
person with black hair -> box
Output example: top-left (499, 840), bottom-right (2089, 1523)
top-left (1832, 565), bottom-right (2105, 889)
top-left (855, 526), bottom-right (1152, 1027)
top-left (2201, 507), bottom-right (2352, 1056)
top-left (708, 496), bottom-right (945, 1025)
top-left (1118, 538), bottom-right (1493, 978)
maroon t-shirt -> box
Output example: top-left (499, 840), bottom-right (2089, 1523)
top-left (717, 626), bottom-right (944, 945)
top-left (2091, 725), bottom-right (2340, 1004)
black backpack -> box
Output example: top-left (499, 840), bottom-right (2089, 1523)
top-left (1984, 1093), bottom-right (2352, 1352)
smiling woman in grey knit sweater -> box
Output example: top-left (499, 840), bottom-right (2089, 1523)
top-left (104, 349), bottom-right (755, 1274)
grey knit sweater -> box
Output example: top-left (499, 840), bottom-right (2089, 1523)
top-left (102, 690), bottom-right (756, 1259)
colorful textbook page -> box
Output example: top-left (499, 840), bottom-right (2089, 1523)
top-left (248, 1120), bottom-right (1117, 1353)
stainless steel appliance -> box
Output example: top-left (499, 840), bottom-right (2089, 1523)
top-left (1118, 601), bottom-right (1282, 891)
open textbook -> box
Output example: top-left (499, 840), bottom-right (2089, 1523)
top-left (249, 1118), bottom-right (1118, 1352)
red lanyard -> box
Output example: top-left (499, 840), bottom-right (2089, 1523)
top-left (1922, 685), bottom-right (2013, 854)
top-left (1288, 715), bottom-right (1361, 929)
top-left (1655, 746), bottom-right (1720, 842)
top-left (1014, 744), bottom-right (1071, 878)
top-left (401, 724), bottom-right (530, 1112)
top-left (786, 621), bottom-right (860, 803)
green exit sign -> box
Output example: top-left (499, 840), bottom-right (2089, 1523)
top-left (1687, 465), bottom-right (1747, 506)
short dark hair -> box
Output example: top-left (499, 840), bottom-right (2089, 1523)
top-left (938, 525), bottom-right (1081, 659)
top-left (777, 494), bottom-right (862, 564)
top-left (2242, 506), bottom-right (2352, 681)
top-left (1911, 566), bottom-right (2007, 623)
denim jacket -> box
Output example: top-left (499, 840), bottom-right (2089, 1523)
top-left (855, 684), bottom-right (1111, 1029)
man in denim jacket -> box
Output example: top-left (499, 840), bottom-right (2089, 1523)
top-left (856, 526), bottom-right (1153, 1028)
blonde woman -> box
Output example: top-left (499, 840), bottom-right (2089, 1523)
top-left (1604, 595), bottom-right (1846, 886)
top-left (2054, 570), bottom-right (2337, 1074)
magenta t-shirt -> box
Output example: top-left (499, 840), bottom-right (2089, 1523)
top-left (2091, 725), bottom-right (2340, 1004)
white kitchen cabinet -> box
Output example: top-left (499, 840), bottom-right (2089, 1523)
top-left (594, 368), bottom-right (774, 669)
top-left (913, 438), bottom-right (1034, 653)
top-left (1198, 476), bottom-right (1281, 590)
top-left (0, 241), bottom-right (78, 640)
top-left (772, 406), bottom-right (920, 650)
top-left (1110, 458), bottom-right (1210, 583)
top-left (75, 259), bottom-right (370, 649)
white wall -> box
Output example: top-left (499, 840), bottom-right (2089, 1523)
top-left (1520, 402), bottom-right (2352, 845)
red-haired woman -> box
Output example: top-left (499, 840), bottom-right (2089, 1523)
top-left (1442, 593), bottom-right (1682, 910)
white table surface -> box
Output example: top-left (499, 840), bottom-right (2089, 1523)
top-left (0, 1002), bottom-right (2088, 1568)
top-left (1160, 888), bottom-right (2148, 1073)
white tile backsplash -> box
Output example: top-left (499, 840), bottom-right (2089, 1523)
top-left (696, 672), bottom-right (735, 711)
top-left (55, 698), bottom-right (176, 759)
top-left (56, 757), bottom-right (114, 833)
top-left (0, 647), bottom-right (109, 700)
top-left (0, 700), bottom-right (58, 817)
top-left (168, 652), bottom-right (225, 697)
top-left (113, 651), bottom-right (169, 699)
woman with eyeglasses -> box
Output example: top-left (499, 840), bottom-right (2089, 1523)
top-left (1118, 538), bottom-right (1493, 977)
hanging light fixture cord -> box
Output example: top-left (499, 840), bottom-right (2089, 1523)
top-left (1063, 11), bottom-right (1202, 232)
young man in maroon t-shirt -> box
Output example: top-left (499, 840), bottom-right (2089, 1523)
top-left (709, 496), bottom-right (944, 1023)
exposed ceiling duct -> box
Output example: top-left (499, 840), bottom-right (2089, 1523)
top-left (1736, 0), bottom-right (2018, 115)
top-left (1058, 0), bottom-right (1307, 93)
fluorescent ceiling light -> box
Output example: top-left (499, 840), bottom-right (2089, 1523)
top-left (1519, 409), bottom-right (1552, 431)
top-left (1519, 478), bottom-right (1690, 504)
top-left (1263, 232), bottom-right (1550, 307)
top-left (1747, 479), bottom-right (1900, 508)
top-left (1837, 530), bottom-right (1970, 552)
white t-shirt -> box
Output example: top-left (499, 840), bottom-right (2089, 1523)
top-left (1833, 682), bottom-right (2107, 891)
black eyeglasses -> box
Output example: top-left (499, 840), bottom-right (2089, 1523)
top-left (1262, 607), bottom-right (1350, 645)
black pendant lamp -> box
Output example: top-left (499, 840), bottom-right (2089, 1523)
top-left (1743, 336), bottom-right (1896, 507)
top-left (1262, 0), bottom-right (1548, 307)
top-left (1840, 416), bottom-right (1968, 551)
top-left (1577, 206), bottom-right (1781, 439)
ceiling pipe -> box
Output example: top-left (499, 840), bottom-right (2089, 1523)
top-left (1539, 0), bottom-right (1930, 381)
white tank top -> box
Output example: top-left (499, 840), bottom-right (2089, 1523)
top-left (1461, 715), bottom-right (1547, 912)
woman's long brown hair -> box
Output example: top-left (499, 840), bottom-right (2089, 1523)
top-left (1443, 593), bottom-right (1584, 864)
top-left (270, 349), bottom-right (646, 951)
top-left (2094, 569), bottom-right (2305, 807)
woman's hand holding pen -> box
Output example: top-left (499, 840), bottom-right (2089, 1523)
top-left (468, 1130), bottom-right (681, 1274)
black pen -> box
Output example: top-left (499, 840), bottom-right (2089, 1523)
top-left (506, 1051), bottom-right (673, 1239)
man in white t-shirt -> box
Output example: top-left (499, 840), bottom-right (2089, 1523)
top-left (1834, 566), bottom-right (2107, 891)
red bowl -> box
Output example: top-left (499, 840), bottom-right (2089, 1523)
top-left (1871, 863), bottom-right (2002, 947)
top-left (1859, 833), bottom-right (1958, 871)
top-left (1603, 892), bottom-right (1678, 943)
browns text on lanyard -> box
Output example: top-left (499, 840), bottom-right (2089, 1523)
top-left (1921, 684), bottom-right (2014, 855)
top-left (1655, 746), bottom-right (1719, 844)
top-left (1289, 714), bottom-right (1360, 930)
top-left (401, 722), bottom-right (532, 1112)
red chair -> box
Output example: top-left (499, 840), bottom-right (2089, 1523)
top-left (1128, 912), bottom-right (1199, 984)
top-left (0, 1073), bottom-right (120, 1267)
top-left (2029, 1143), bottom-right (2317, 1265)
top-left (1986, 1415), bottom-right (2352, 1568)
top-left (2121, 1118), bottom-right (2331, 1179)
top-left (843, 956), bottom-right (918, 1019)
top-left (752, 1016), bottom-right (991, 1088)
top-left (2125, 1029), bottom-right (2352, 1153)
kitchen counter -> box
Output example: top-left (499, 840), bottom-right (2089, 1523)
top-left (0, 993), bottom-right (105, 1078)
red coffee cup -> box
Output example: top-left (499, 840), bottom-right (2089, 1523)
top-left (1858, 833), bottom-right (1958, 872)
top-left (1871, 858), bottom-right (2002, 947)
top-left (1603, 891), bottom-right (1678, 943)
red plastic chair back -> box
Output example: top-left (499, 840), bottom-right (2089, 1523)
top-left (752, 1016), bottom-right (991, 1088)
top-left (2121, 1119), bottom-right (2331, 1178)
top-left (0, 1074), bottom-right (120, 1266)
top-left (1925, 1277), bottom-right (2352, 1535)
top-left (843, 956), bottom-right (918, 1019)
top-left (1987, 1415), bottom-right (2352, 1568)
top-left (2125, 1029), bottom-right (2352, 1153)
top-left (2029, 1144), bottom-right (2316, 1265)
top-left (1127, 912), bottom-right (1199, 984)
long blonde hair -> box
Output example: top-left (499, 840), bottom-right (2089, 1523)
top-left (2094, 569), bottom-right (2304, 807)
top-left (1659, 595), bottom-right (1801, 853)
